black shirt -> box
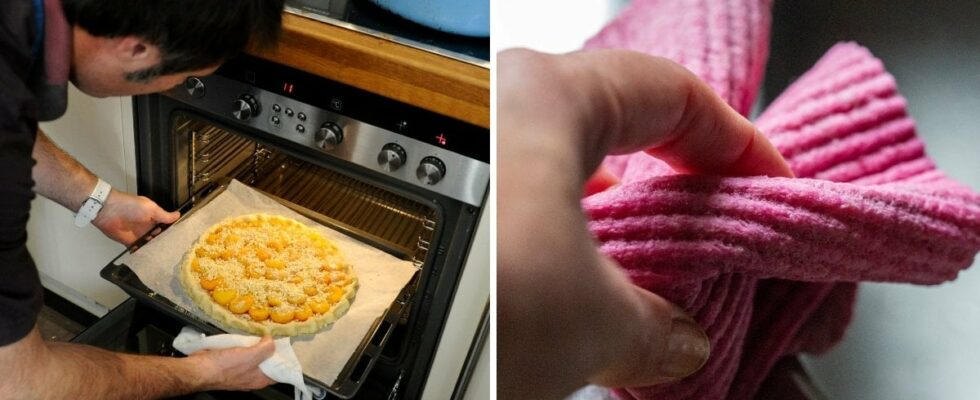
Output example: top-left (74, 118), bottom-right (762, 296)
top-left (0, 0), bottom-right (45, 346)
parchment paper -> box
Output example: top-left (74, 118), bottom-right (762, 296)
top-left (116, 180), bottom-right (418, 385)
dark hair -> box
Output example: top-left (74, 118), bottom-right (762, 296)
top-left (62, 0), bottom-right (285, 81)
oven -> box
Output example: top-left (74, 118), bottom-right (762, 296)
top-left (70, 54), bottom-right (490, 399)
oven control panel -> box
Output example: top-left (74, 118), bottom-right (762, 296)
top-left (167, 70), bottom-right (489, 207)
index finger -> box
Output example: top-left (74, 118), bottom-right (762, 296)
top-left (528, 49), bottom-right (794, 180)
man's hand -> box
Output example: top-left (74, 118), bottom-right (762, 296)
top-left (188, 336), bottom-right (277, 391)
top-left (498, 49), bottom-right (792, 399)
top-left (31, 130), bottom-right (179, 245)
top-left (92, 190), bottom-right (180, 245)
top-left (0, 327), bottom-right (276, 399)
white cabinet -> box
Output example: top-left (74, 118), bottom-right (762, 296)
top-left (464, 338), bottom-right (490, 400)
top-left (30, 85), bottom-right (137, 316)
top-left (423, 208), bottom-right (490, 399)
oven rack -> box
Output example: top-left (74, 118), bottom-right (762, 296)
top-left (177, 115), bottom-right (437, 267)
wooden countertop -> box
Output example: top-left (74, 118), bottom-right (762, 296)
top-left (249, 13), bottom-right (490, 129)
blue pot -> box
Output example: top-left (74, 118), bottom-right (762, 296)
top-left (369, 0), bottom-right (489, 37)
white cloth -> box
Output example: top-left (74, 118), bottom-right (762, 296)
top-left (172, 326), bottom-right (316, 400)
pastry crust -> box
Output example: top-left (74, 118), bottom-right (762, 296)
top-left (179, 213), bottom-right (358, 336)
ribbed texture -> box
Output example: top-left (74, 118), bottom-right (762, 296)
top-left (580, 2), bottom-right (980, 399)
top-left (585, 0), bottom-right (772, 116)
top-left (588, 177), bottom-right (980, 284)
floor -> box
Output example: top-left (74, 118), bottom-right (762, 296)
top-left (37, 305), bottom-right (87, 342)
top-left (37, 288), bottom-right (97, 343)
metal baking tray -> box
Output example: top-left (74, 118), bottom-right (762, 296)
top-left (100, 179), bottom-right (418, 399)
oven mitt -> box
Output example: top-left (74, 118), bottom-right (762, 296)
top-left (172, 326), bottom-right (316, 400)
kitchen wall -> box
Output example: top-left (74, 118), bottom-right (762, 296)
top-left (32, 86), bottom-right (136, 316)
top-left (494, 0), bottom-right (622, 53)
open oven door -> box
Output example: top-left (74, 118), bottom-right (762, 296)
top-left (74, 178), bottom-right (420, 399)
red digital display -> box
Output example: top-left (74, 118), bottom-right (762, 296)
top-left (282, 82), bottom-right (295, 94)
top-left (436, 133), bottom-right (447, 146)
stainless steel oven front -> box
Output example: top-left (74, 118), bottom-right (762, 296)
top-left (121, 55), bottom-right (489, 399)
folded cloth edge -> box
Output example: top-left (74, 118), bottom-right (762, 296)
top-left (172, 326), bottom-right (314, 400)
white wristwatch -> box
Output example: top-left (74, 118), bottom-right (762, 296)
top-left (74, 179), bottom-right (111, 227)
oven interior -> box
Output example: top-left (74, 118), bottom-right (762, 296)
top-left (173, 110), bottom-right (444, 358)
top-left (176, 111), bottom-right (436, 267)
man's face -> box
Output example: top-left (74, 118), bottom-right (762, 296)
top-left (71, 27), bottom-right (219, 98)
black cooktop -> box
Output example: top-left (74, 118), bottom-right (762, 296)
top-left (285, 0), bottom-right (489, 65)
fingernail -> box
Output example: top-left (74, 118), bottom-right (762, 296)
top-left (660, 317), bottom-right (710, 378)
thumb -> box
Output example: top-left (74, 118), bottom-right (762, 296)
top-left (250, 336), bottom-right (276, 361)
top-left (155, 207), bottom-right (181, 224)
top-left (588, 256), bottom-right (710, 388)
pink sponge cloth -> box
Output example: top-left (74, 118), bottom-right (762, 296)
top-left (582, 1), bottom-right (980, 399)
top-left (588, 177), bottom-right (980, 286)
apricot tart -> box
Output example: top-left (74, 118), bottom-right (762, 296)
top-left (179, 213), bottom-right (358, 336)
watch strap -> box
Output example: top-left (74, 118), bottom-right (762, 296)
top-left (74, 179), bottom-right (111, 227)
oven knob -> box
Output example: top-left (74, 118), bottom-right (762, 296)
top-left (315, 122), bottom-right (344, 151)
top-left (377, 143), bottom-right (407, 172)
top-left (416, 156), bottom-right (446, 185)
top-left (184, 77), bottom-right (206, 98)
top-left (232, 94), bottom-right (260, 121)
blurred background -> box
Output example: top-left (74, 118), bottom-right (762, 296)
top-left (494, 0), bottom-right (980, 399)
